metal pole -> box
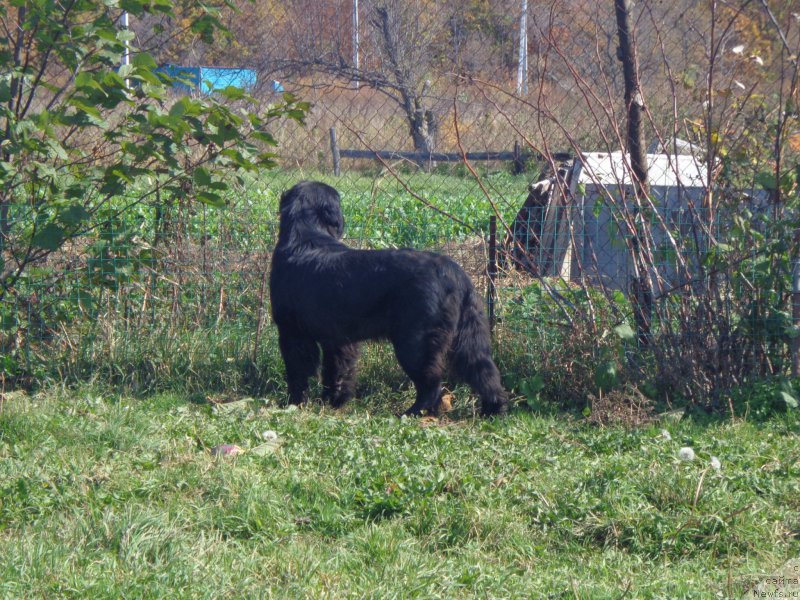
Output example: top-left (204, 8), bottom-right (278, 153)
top-left (488, 216), bottom-right (498, 332)
top-left (516, 0), bottom-right (528, 95)
top-left (352, 0), bottom-right (360, 89)
top-left (792, 255), bottom-right (800, 377)
top-left (121, 10), bottom-right (130, 88)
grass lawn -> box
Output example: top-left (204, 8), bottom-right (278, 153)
top-left (0, 388), bottom-right (798, 599)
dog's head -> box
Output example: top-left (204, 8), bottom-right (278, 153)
top-left (278, 181), bottom-right (345, 242)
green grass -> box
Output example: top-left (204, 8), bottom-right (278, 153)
top-left (1, 387), bottom-right (797, 598)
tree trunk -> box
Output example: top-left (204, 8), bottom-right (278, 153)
top-left (614, 0), bottom-right (648, 192)
top-left (375, 6), bottom-right (437, 164)
top-left (615, 0), bottom-right (652, 346)
top-left (409, 100), bottom-right (437, 156)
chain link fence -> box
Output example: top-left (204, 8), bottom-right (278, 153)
top-left (2, 0), bottom-right (798, 408)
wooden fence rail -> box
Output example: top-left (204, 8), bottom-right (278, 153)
top-left (329, 127), bottom-right (570, 175)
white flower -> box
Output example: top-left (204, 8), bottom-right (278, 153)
top-left (710, 456), bottom-right (721, 471)
top-left (734, 80), bottom-right (746, 90)
top-left (731, 44), bottom-right (745, 55)
top-left (262, 430), bottom-right (278, 441)
top-left (678, 447), bottom-right (696, 461)
top-left (660, 429), bottom-right (672, 441)
top-left (751, 55), bottom-right (764, 66)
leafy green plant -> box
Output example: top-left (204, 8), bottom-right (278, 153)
top-left (726, 378), bottom-right (800, 420)
top-left (0, 0), bottom-right (308, 378)
top-left (501, 279), bottom-right (636, 408)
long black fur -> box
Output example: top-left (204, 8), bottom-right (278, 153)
top-left (269, 181), bottom-right (508, 416)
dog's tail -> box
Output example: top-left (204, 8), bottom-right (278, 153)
top-left (451, 282), bottom-right (508, 416)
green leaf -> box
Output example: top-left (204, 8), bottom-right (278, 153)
top-left (32, 223), bottom-right (66, 251)
top-left (0, 80), bottom-right (11, 103)
top-left (613, 323), bottom-right (636, 341)
top-left (58, 204), bottom-right (91, 227)
top-left (520, 375), bottom-right (545, 404)
top-left (219, 86), bottom-right (245, 101)
top-left (250, 439), bottom-right (281, 456)
top-left (118, 64), bottom-right (134, 79)
top-left (191, 14), bottom-right (220, 44)
top-left (73, 289), bottom-right (95, 312)
top-left (777, 391), bottom-right (798, 410)
top-left (196, 190), bottom-right (225, 208)
top-left (594, 361), bottom-right (618, 393)
top-left (132, 52), bottom-right (157, 69)
top-left (252, 130), bottom-right (277, 146)
top-left (192, 167), bottom-right (212, 187)
top-left (755, 171), bottom-right (777, 191)
top-left (0, 308), bottom-right (17, 331)
top-left (67, 98), bottom-right (103, 120)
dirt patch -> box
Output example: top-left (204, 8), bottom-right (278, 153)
top-left (586, 384), bottom-right (655, 428)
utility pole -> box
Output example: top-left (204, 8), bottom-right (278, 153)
top-left (353, 0), bottom-right (360, 89)
top-left (516, 0), bottom-right (528, 95)
top-left (121, 10), bottom-right (130, 88)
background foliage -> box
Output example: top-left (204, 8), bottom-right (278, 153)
top-left (1, 0), bottom-right (799, 415)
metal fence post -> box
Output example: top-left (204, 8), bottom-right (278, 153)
top-left (793, 256), bottom-right (800, 377)
top-left (488, 216), bottom-right (497, 332)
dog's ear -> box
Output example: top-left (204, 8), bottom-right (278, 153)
top-left (317, 196), bottom-right (345, 239)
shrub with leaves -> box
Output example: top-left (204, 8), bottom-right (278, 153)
top-left (0, 0), bottom-right (308, 376)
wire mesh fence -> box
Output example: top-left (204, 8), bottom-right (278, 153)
top-left (1, 0), bottom-right (798, 407)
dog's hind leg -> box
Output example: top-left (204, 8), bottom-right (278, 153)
top-left (402, 376), bottom-right (443, 417)
top-left (451, 289), bottom-right (509, 416)
top-left (393, 330), bottom-right (451, 417)
top-left (278, 331), bottom-right (320, 405)
top-left (321, 342), bottom-right (360, 407)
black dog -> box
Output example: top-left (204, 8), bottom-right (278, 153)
top-left (269, 181), bottom-right (508, 416)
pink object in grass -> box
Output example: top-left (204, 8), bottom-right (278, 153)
top-left (211, 444), bottom-right (243, 457)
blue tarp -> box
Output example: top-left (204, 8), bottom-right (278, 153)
top-left (157, 64), bottom-right (257, 94)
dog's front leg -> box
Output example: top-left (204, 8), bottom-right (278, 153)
top-left (321, 342), bottom-right (361, 407)
top-left (402, 382), bottom-right (444, 417)
top-left (278, 330), bottom-right (320, 405)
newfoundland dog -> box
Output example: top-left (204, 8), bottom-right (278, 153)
top-left (269, 181), bottom-right (508, 417)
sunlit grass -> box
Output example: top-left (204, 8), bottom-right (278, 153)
top-left (1, 387), bottom-right (797, 598)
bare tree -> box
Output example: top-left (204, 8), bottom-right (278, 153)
top-left (261, 0), bottom-right (448, 157)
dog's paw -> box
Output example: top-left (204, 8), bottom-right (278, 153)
top-left (480, 400), bottom-right (509, 417)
